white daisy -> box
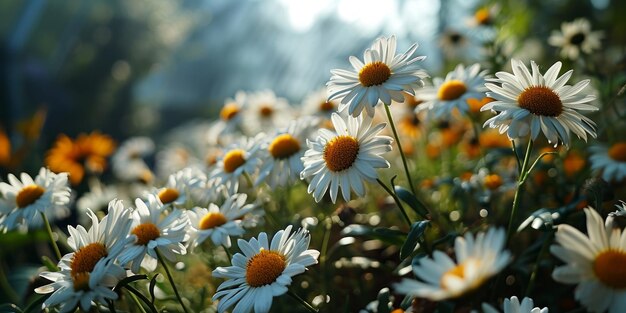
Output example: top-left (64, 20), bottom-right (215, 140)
top-left (300, 113), bottom-right (393, 203)
top-left (186, 193), bottom-right (254, 249)
top-left (76, 180), bottom-right (119, 226)
top-left (35, 257), bottom-right (126, 313)
top-left (482, 59), bottom-right (598, 146)
top-left (548, 18), bottom-right (603, 60)
top-left (156, 145), bottom-right (198, 179)
top-left (35, 199), bottom-right (134, 312)
top-left (416, 63), bottom-right (489, 118)
top-left (117, 195), bottom-right (189, 273)
top-left (551, 207), bottom-right (626, 313)
top-left (482, 296), bottom-right (548, 313)
top-left (242, 90), bottom-right (293, 134)
top-left (394, 228), bottom-right (510, 300)
top-left (212, 225), bottom-right (319, 313)
top-left (327, 35), bottom-right (427, 118)
top-left (0, 167), bottom-right (71, 231)
top-left (208, 91), bottom-right (248, 144)
top-left (256, 117), bottom-right (318, 188)
top-left (210, 134), bottom-right (264, 193)
top-left (111, 136), bottom-right (155, 183)
top-left (151, 167), bottom-right (206, 208)
top-left (589, 142), bottom-right (626, 183)
top-left (301, 87), bottom-right (339, 120)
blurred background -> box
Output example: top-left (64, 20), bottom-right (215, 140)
top-left (1, 0), bottom-right (623, 166)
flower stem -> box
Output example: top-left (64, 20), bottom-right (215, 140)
top-left (40, 212), bottom-right (62, 261)
top-left (506, 140), bottom-right (534, 244)
top-left (383, 104), bottom-right (416, 194)
top-left (221, 244), bottom-right (232, 260)
top-left (156, 250), bottom-right (190, 313)
top-left (123, 285), bottom-right (159, 313)
top-left (287, 290), bottom-right (318, 313)
top-left (377, 178), bottom-right (412, 227)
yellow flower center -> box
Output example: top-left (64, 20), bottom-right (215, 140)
top-left (15, 185), bottom-right (45, 208)
top-left (474, 8), bottom-right (491, 25)
top-left (564, 152), bottom-right (585, 177)
top-left (440, 259), bottom-right (482, 292)
top-left (518, 86), bottom-right (563, 117)
top-left (323, 135), bottom-right (359, 172)
top-left (246, 250), bottom-right (286, 287)
top-left (391, 310), bottom-right (405, 313)
top-left (608, 142), bottom-right (626, 162)
top-left (132, 223), bottom-right (160, 246)
top-left (223, 149), bottom-right (246, 173)
top-left (220, 103), bottom-right (240, 121)
top-left (158, 188), bottom-right (180, 204)
top-left (484, 174), bottom-right (503, 190)
top-left (199, 212), bottom-right (227, 230)
top-left (319, 101), bottom-right (335, 112)
top-left (70, 242), bottom-right (108, 276)
top-left (72, 272), bottom-right (91, 291)
top-left (593, 250), bottom-right (626, 289)
top-left (259, 105), bottom-right (274, 117)
top-left (359, 61), bottom-right (391, 87)
top-left (438, 80), bottom-right (467, 101)
top-left (269, 134), bottom-right (301, 159)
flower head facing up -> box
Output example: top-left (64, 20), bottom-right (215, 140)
top-left (301, 113), bottom-right (393, 203)
top-left (327, 35), bottom-right (427, 117)
top-left (0, 168), bottom-right (71, 231)
top-left (117, 195), bottom-right (189, 273)
top-left (590, 142), bottom-right (626, 183)
top-left (45, 132), bottom-right (116, 185)
top-left (482, 59), bottom-right (598, 146)
top-left (186, 193), bottom-right (254, 248)
top-left (394, 228), bottom-right (510, 300)
top-left (150, 167), bottom-right (206, 208)
top-left (416, 63), bottom-right (488, 118)
top-left (548, 18), bottom-right (603, 60)
top-left (482, 296), bottom-right (548, 313)
top-left (212, 225), bottom-right (319, 313)
top-left (551, 207), bottom-right (626, 313)
top-left (257, 117), bottom-right (317, 188)
top-left (211, 134), bottom-right (264, 193)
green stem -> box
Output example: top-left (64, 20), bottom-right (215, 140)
top-left (506, 140), bottom-right (534, 244)
top-left (40, 212), bottom-right (62, 261)
top-left (221, 244), bottom-right (232, 260)
top-left (156, 250), bottom-right (190, 313)
top-left (287, 290), bottom-right (318, 313)
top-left (523, 152), bottom-right (558, 181)
top-left (383, 104), bottom-right (416, 194)
top-left (377, 178), bottom-right (412, 227)
top-left (511, 140), bottom-right (522, 175)
top-left (243, 172), bottom-right (254, 188)
top-left (123, 285), bottom-right (158, 313)
top-left (525, 230), bottom-right (555, 297)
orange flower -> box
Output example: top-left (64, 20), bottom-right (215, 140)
top-left (45, 132), bottom-right (116, 185)
top-left (563, 151), bottom-right (586, 178)
top-left (0, 128), bottom-right (10, 166)
top-left (397, 112), bottom-right (423, 139)
top-left (479, 129), bottom-right (511, 149)
top-left (467, 97), bottom-right (494, 113)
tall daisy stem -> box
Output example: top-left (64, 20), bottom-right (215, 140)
top-left (506, 140), bottom-right (534, 244)
top-left (288, 290), bottom-right (318, 313)
top-left (156, 251), bottom-right (190, 313)
top-left (221, 244), bottom-right (232, 260)
top-left (40, 212), bottom-right (62, 261)
top-left (383, 104), bottom-right (416, 194)
top-left (377, 179), bottom-right (412, 227)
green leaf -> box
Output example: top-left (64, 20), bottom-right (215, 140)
top-left (149, 274), bottom-right (160, 304)
top-left (341, 225), bottom-right (405, 246)
top-left (376, 288), bottom-right (391, 313)
top-left (400, 221), bottom-right (429, 260)
top-left (394, 186), bottom-right (429, 219)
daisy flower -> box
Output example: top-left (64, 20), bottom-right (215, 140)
top-left (210, 134), bottom-right (264, 193)
top-left (45, 132), bottom-right (116, 185)
top-left (212, 225), bottom-right (319, 313)
top-left (548, 18), bottom-right (603, 60)
top-left (242, 90), bottom-right (293, 134)
top-left (256, 117), bottom-right (317, 188)
top-left (208, 91), bottom-right (248, 144)
top-left (300, 113), bottom-right (393, 203)
top-left (482, 59), bottom-right (598, 146)
top-left (589, 142), bottom-right (626, 183)
top-left (482, 296), bottom-right (548, 313)
top-left (551, 207), bottom-right (626, 313)
top-left (117, 195), bottom-right (189, 273)
top-left (0, 167), bottom-right (71, 231)
top-left (394, 228), bottom-right (510, 300)
top-left (35, 199), bottom-right (133, 312)
top-left (301, 87), bottom-right (339, 120)
top-left (35, 257), bottom-right (126, 313)
top-left (151, 168), bottom-right (206, 208)
top-left (186, 193), bottom-right (254, 249)
top-left (111, 136), bottom-right (155, 183)
top-left (327, 35), bottom-right (427, 118)
top-left (416, 63), bottom-right (488, 118)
